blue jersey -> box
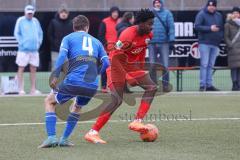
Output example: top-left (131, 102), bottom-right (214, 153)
top-left (54, 31), bottom-right (108, 89)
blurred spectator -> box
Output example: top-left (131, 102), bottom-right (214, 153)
top-left (47, 4), bottom-right (72, 70)
top-left (116, 12), bottom-right (134, 37)
top-left (194, 0), bottom-right (223, 91)
top-left (224, 7), bottom-right (240, 91)
top-left (116, 11), bottom-right (134, 93)
top-left (148, 0), bottom-right (175, 92)
top-left (14, 5), bottom-right (43, 95)
top-left (98, 6), bottom-right (120, 93)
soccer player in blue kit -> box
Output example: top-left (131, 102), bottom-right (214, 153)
top-left (38, 15), bottom-right (109, 148)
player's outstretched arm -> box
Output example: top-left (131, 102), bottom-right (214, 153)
top-left (99, 57), bottom-right (110, 74)
top-left (98, 43), bottom-right (110, 74)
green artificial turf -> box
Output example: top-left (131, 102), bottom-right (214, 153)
top-left (0, 94), bottom-right (240, 160)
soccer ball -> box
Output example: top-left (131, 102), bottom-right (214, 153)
top-left (140, 124), bottom-right (159, 142)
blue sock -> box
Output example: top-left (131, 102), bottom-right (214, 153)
top-left (45, 112), bottom-right (57, 137)
top-left (62, 112), bottom-right (80, 139)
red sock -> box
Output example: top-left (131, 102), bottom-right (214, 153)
top-left (92, 112), bottom-right (111, 132)
top-left (135, 100), bottom-right (151, 120)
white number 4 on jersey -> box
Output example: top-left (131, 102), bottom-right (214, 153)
top-left (82, 36), bottom-right (94, 56)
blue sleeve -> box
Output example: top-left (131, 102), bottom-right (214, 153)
top-left (100, 57), bottom-right (110, 74)
top-left (98, 43), bottom-right (109, 74)
top-left (194, 12), bottom-right (211, 32)
top-left (53, 37), bottom-right (69, 77)
top-left (167, 11), bottom-right (175, 42)
top-left (14, 18), bottom-right (23, 44)
top-left (36, 19), bottom-right (43, 46)
top-left (98, 43), bottom-right (108, 61)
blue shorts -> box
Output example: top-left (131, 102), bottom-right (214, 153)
top-left (55, 83), bottom-right (97, 107)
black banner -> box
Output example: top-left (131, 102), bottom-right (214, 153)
top-left (171, 11), bottom-right (227, 67)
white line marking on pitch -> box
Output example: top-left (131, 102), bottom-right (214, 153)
top-left (0, 118), bottom-right (240, 127)
top-left (0, 120), bottom-right (122, 126)
top-left (0, 91), bottom-right (240, 98)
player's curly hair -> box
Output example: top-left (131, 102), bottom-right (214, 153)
top-left (135, 8), bottom-right (155, 24)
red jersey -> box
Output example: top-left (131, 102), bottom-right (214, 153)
top-left (109, 25), bottom-right (153, 63)
top-left (107, 26), bottom-right (153, 86)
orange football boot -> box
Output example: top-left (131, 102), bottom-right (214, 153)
top-left (128, 121), bottom-right (149, 134)
top-left (84, 132), bottom-right (107, 144)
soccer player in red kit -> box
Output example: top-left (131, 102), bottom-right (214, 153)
top-left (85, 9), bottom-right (157, 144)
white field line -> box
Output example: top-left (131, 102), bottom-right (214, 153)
top-left (0, 120), bottom-right (120, 126)
top-left (1, 91), bottom-right (240, 98)
top-left (1, 118), bottom-right (240, 127)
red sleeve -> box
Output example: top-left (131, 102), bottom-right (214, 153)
top-left (118, 27), bottom-right (134, 42)
top-left (114, 27), bottom-right (136, 54)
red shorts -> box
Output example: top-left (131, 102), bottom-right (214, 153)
top-left (107, 53), bottom-right (147, 88)
top-left (106, 67), bottom-right (147, 88)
